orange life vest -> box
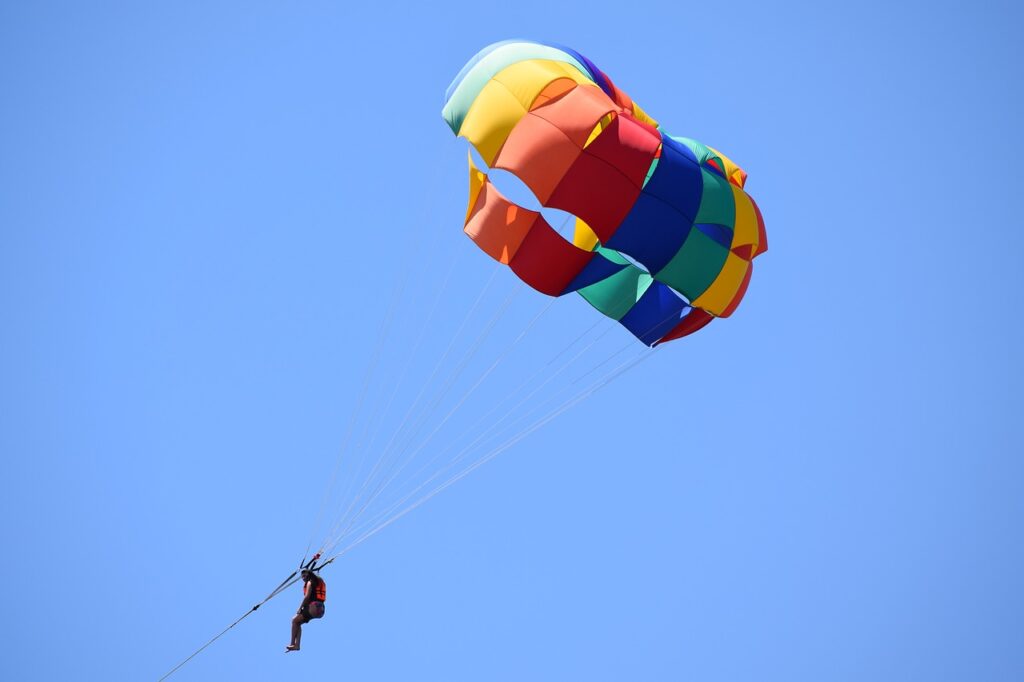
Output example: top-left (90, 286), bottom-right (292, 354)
top-left (304, 576), bottom-right (327, 602)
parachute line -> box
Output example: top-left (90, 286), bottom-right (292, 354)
top-left (320, 263), bottom-right (508, 551)
top-left (321, 345), bottom-right (659, 563)
top-left (315, 273), bottom-right (682, 560)
top-left (326, 277), bottom-right (525, 549)
top-left (320, 294), bottom-right (556, 553)
top-left (344, 327), bottom-right (621, 545)
top-left (303, 151), bottom-right (449, 561)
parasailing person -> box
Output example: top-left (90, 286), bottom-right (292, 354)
top-left (286, 567), bottom-right (327, 652)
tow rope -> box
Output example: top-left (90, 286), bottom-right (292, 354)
top-left (157, 554), bottom-right (321, 681)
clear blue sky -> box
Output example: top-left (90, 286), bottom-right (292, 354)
top-left (2, 2), bottom-right (1022, 680)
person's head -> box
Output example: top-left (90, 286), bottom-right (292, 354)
top-left (301, 568), bottom-right (313, 581)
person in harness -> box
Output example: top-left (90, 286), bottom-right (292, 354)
top-left (286, 567), bottom-right (326, 652)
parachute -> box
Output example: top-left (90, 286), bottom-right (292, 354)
top-left (161, 42), bottom-right (769, 680)
top-left (443, 40), bottom-right (767, 345)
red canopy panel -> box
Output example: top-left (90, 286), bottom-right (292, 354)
top-left (582, 113), bottom-right (661, 190)
top-left (493, 111), bottom-right (584, 204)
top-left (464, 180), bottom-right (534, 264)
top-left (464, 177), bottom-right (594, 296)
top-left (528, 83), bottom-right (618, 148)
top-left (547, 152), bottom-right (642, 243)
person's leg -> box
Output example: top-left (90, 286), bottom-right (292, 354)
top-left (288, 612), bottom-right (307, 651)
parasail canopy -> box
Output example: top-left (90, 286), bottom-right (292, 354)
top-left (444, 40), bottom-right (767, 345)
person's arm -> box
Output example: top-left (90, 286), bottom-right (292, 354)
top-left (300, 578), bottom-right (315, 608)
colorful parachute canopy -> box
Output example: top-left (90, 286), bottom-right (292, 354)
top-left (443, 40), bottom-right (766, 346)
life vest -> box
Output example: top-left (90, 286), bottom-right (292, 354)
top-left (304, 576), bottom-right (327, 602)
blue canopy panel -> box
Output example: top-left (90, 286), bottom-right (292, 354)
top-left (603, 132), bottom-right (703, 274)
top-left (560, 250), bottom-right (631, 294)
top-left (618, 281), bottom-right (692, 346)
top-left (605, 192), bottom-right (692, 274)
top-left (644, 135), bottom-right (702, 222)
top-left (695, 222), bottom-right (733, 249)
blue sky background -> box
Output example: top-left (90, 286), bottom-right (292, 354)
top-left (2, 1), bottom-right (1022, 680)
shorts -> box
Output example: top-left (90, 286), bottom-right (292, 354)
top-left (299, 601), bottom-right (325, 622)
